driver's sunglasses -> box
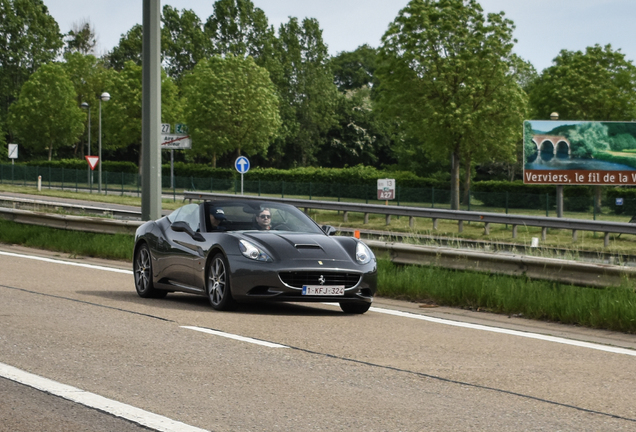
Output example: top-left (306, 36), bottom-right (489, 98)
top-left (259, 214), bottom-right (271, 219)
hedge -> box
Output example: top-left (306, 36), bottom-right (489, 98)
top-left (472, 180), bottom-right (593, 211)
top-left (163, 163), bottom-right (450, 189)
top-left (24, 159), bottom-right (138, 174)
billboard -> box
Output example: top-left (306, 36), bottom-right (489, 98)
top-left (523, 120), bottom-right (636, 185)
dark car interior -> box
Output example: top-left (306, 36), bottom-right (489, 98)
top-left (202, 201), bottom-right (323, 234)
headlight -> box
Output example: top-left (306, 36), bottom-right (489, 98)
top-left (239, 239), bottom-right (272, 262)
top-left (356, 241), bottom-right (373, 265)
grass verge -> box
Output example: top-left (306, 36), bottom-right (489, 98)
top-left (2, 218), bottom-right (635, 333)
top-left (0, 219), bottom-right (133, 261)
top-left (378, 260), bottom-right (636, 333)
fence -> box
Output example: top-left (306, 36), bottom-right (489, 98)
top-left (0, 163), bottom-right (632, 221)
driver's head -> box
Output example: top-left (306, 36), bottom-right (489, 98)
top-left (257, 207), bottom-right (271, 229)
top-left (209, 208), bottom-right (226, 227)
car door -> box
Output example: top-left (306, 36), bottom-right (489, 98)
top-left (163, 204), bottom-right (203, 288)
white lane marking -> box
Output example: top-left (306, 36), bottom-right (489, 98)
top-left (3, 250), bottom-right (634, 356)
top-left (370, 307), bottom-right (636, 357)
top-left (181, 326), bottom-right (289, 348)
top-left (0, 362), bottom-right (209, 432)
top-left (0, 250), bottom-right (132, 274)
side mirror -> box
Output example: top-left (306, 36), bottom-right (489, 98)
top-left (171, 221), bottom-right (190, 233)
top-left (172, 221), bottom-right (206, 242)
top-left (321, 225), bottom-right (337, 236)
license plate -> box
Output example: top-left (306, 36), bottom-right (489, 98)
top-left (302, 285), bottom-right (345, 296)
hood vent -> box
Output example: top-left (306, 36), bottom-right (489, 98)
top-left (294, 243), bottom-right (321, 249)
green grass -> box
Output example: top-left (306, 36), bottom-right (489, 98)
top-left (378, 259), bottom-right (636, 333)
top-left (0, 219), bottom-right (133, 261)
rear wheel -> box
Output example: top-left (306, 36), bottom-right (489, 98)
top-left (134, 244), bottom-right (167, 299)
top-left (339, 301), bottom-right (371, 314)
top-left (207, 253), bottom-right (237, 311)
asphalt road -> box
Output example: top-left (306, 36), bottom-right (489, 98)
top-left (1, 244), bottom-right (636, 431)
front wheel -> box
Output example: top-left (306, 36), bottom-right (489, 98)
top-left (134, 244), bottom-right (167, 299)
top-left (339, 301), bottom-right (371, 314)
top-left (207, 253), bottom-right (237, 311)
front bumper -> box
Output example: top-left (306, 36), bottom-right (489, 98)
top-left (226, 256), bottom-right (377, 303)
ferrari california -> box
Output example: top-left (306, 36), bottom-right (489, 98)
top-left (133, 200), bottom-right (377, 313)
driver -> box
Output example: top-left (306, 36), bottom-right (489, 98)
top-left (256, 207), bottom-right (271, 230)
top-left (209, 207), bottom-right (227, 231)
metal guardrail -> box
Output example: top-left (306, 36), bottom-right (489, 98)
top-left (0, 196), bottom-right (141, 219)
top-left (184, 191), bottom-right (636, 247)
top-left (1, 203), bottom-right (634, 288)
top-left (0, 207), bottom-right (142, 235)
top-left (366, 240), bottom-right (632, 288)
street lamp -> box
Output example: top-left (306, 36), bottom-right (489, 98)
top-left (81, 102), bottom-right (91, 192)
top-left (98, 92), bottom-right (110, 193)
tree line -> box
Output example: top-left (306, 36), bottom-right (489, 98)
top-left (1, 0), bottom-right (635, 209)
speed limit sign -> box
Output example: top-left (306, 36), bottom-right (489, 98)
top-left (377, 178), bottom-right (395, 200)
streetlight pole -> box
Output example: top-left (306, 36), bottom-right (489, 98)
top-left (551, 112), bottom-right (564, 218)
top-left (98, 92), bottom-right (110, 193)
top-left (81, 102), bottom-right (91, 192)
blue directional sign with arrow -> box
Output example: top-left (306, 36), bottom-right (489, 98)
top-left (235, 156), bottom-right (250, 174)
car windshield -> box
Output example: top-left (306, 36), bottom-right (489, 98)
top-left (204, 201), bottom-right (324, 234)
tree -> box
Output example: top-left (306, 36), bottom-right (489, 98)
top-left (330, 44), bottom-right (378, 92)
top-left (322, 86), bottom-right (394, 168)
top-left (62, 51), bottom-right (110, 156)
top-left (0, 124), bottom-right (6, 159)
top-left (529, 44), bottom-right (636, 121)
top-left (204, 0), bottom-right (273, 60)
top-left (101, 61), bottom-right (181, 167)
top-left (162, 5), bottom-right (211, 82)
top-left (376, 0), bottom-right (528, 209)
top-left (267, 17), bottom-right (338, 167)
top-left (8, 63), bottom-right (85, 160)
top-left (0, 0), bottom-right (63, 125)
top-left (104, 24), bottom-right (143, 70)
top-left (510, 54), bottom-right (538, 92)
top-left (181, 55), bottom-right (280, 167)
top-left (64, 19), bottom-right (97, 55)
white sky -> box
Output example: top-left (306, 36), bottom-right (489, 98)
top-left (43, 0), bottom-right (636, 73)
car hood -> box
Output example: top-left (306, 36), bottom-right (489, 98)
top-left (239, 232), bottom-right (353, 263)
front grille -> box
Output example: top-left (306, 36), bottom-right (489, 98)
top-left (279, 271), bottom-right (361, 288)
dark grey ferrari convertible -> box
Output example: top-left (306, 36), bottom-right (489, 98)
top-left (133, 200), bottom-right (377, 314)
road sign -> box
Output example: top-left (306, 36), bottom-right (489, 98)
top-left (377, 178), bottom-right (395, 200)
top-left (8, 143), bottom-right (18, 159)
top-left (161, 134), bottom-right (192, 149)
top-left (616, 198), bottom-right (624, 206)
top-left (175, 123), bottom-right (188, 134)
top-left (85, 156), bottom-right (99, 170)
top-left (161, 123), bottom-right (171, 134)
top-left (235, 156), bottom-right (250, 174)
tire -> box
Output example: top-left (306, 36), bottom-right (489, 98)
top-left (134, 244), bottom-right (167, 299)
top-left (339, 301), bottom-right (371, 314)
top-left (207, 253), bottom-right (237, 311)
